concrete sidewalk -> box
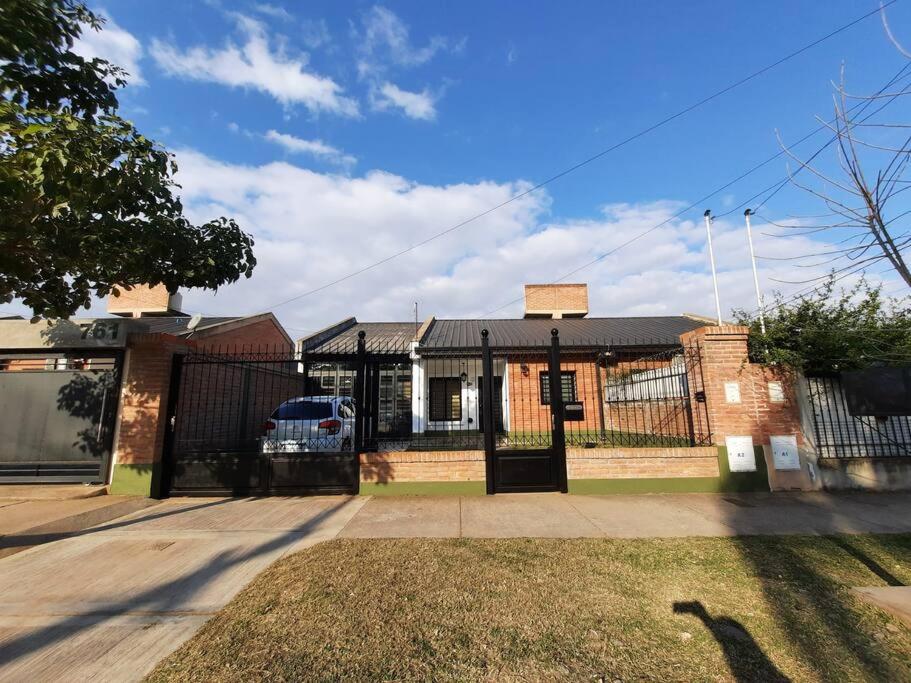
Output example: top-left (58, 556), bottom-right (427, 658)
top-left (0, 496), bottom-right (367, 682)
top-left (0, 492), bottom-right (156, 559)
top-left (340, 491), bottom-right (911, 538)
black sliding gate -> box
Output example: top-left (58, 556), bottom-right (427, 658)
top-left (481, 329), bottom-right (568, 493)
top-left (162, 334), bottom-right (394, 496)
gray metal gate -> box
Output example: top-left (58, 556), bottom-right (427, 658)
top-left (0, 352), bottom-right (121, 482)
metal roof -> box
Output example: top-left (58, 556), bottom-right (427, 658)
top-left (419, 317), bottom-right (704, 351)
top-left (134, 316), bottom-right (241, 336)
top-left (301, 321), bottom-right (416, 354)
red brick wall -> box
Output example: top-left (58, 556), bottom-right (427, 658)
top-left (112, 318), bottom-right (294, 470)
top-left (113, 333), bottom-right (189, 468)
top-left (567, 446), bottom-right (720, 479)
top-left (192, 318), bottom-right (292, 352)
top-left (361, 451), bottom-right (486, 483)
top-left (506, 355), bottom-right (603, 433)
top-left (679, 325), bottom-right (801, 445)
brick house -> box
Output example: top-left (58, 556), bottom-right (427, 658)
top-left (0, 285), bottom-right (291, 495)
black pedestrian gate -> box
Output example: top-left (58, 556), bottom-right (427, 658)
top-left (161, 336), bottom-right (378, 497)
top-left (481, 328), bottom-right (568, 493)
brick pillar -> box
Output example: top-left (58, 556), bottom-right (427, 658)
top-left (109, 333), bottom-right (189, 496)
top-left (679, 325), bottom-right (801, 446)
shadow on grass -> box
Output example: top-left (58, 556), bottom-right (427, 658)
top-left (0, 497), bottom-right (355, 669)
top-left (673, 600), bottom-right (790, 682)
top-left (722, 494), bottom-right (910, 681)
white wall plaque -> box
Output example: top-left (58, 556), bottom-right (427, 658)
top-left (725, 435), bottom-right (756, 472)
top-left (770, 435), bottom-right (800, 470)
top-left (767, 381), bottom-right (785, 403)
top-left (724, 382), bottom-right (741, 404)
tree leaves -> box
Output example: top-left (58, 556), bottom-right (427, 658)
top-left (0, 0), bottom-right (256, 318)
top-left (734, 278), bottom-right (911, 374)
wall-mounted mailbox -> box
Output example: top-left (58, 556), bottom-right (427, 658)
top-left (564, 402), bottom-right (584, 421)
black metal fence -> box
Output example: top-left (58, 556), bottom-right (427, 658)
top-left (163, 331), bottom-right (712, 492)
top-left (806, 375), bottom-right (911, 458)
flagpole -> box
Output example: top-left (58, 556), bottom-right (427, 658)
top-left (744, 209), bottom-right (766, 335)
top-left (703, 209), bottom-right (722, 325)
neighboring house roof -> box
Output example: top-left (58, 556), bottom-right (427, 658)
top-left (419, 317), bottom-right (705, 352)
top-left (136, 316), bottom-right (240, 336)
top-left (300, 320), bottom-right (417, 354)
top-left (136, 312), bottom-right (293, 346)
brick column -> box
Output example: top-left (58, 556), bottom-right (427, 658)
top-left (679, 325), bottom-right (801, 446)
top-left (109, 333), bottom-right (189, 496)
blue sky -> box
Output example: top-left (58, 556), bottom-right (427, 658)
top-left (9, 1), bottom-right (911, 333)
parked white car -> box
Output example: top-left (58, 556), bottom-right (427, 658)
top-left (261, 396), bottom-right (356, 453)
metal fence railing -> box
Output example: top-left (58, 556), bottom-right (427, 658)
top-left (806, 375), bottom-right (911, 458)
top-left (167, 334), bottom-right (712, 457)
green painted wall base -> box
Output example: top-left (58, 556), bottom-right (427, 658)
top-left (109, 464), bottom-right (155, 496)
top-left (568, 446), bottom-right (770, 495)
top-left (360, 481), bottom-right (487, 496)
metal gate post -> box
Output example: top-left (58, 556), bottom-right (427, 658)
top-left (481, 329), bottom-right (496, 495)
top-left (548, 329), bottom-right (569, 493)
top-left (352, 331), bottom-right (367, 494)
top-left (156, 353), bottom-right (184, 499)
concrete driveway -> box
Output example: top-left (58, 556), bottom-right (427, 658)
top-left (0, 496), bottom-right (366, 682)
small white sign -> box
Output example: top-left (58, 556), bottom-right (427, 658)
top-left (725, 436), bottom-right (756, 472)
top-left (770, 435), bottom-right (800, 471)
top-left (768, 381), bottom-right (785, 403)
top-left (724, 382), bottom-right (741, 404)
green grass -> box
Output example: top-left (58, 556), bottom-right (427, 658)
top-left (382, 430), bottom-right (693, 451)
top-left (147, 535), bottom-right (911, 682)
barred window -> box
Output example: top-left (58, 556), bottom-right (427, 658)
top-left (429, 377), bottom-right (462, 421)
top-left (539, 371), bottom-right (577, 405)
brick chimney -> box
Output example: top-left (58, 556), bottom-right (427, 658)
top-left (523, 283), bottom-right (588, 319)
top-left (107, 284), bottom-right (184, 318)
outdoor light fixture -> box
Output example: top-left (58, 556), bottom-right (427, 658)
top-left (460, 371), bottom-right (468, 383)
top-left (520, 363), bottom-right (529, 377)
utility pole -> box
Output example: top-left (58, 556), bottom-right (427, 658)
top-left (744, 209), bottom-right (766, 334)
top-left (703, 209), bottom-right (723, 325)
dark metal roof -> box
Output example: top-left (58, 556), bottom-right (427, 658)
top-left (135, 316), bottom-right (240, 336)
top-left (419, 317), bottom-right (703, 351)
top-left (301, 321), bottom-right (416, 354)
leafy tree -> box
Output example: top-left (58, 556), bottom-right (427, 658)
top-left (734, 278), bottom-right (911, 375)
top-left (0, 0), bottom-right (256, 319)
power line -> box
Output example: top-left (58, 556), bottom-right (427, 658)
top-left (261, 1), bottom-right (897, 312)
top-left (482, 61), bottom-right (911, 317)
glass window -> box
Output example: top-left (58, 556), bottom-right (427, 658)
top-left (539, 371), bottom-right (577, 405)
top-left (429, 377), bottom-right (461, 421)
top-left (272, 401), bottom-right (334, 420)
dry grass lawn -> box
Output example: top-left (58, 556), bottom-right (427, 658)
top-left (148, 535), bottom-right (911, 682)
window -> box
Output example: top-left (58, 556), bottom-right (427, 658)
top-left (429, 377), bottom-right (462, 421)
top-left (539, 371), bottom-right (577, 405)
top-left (272, 401), bottom-right (334, 420)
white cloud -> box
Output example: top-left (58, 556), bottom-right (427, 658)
top-left (300, 19), bottom-right (332, 50)
top-left (151, 149), bottom-right (901, 336)
top-left (264, 130), bottom-right (356, 167)
top-left (5, 150), bottom-right (903, 329)
top-left (150, 14), bottom-right (358, 116)
top-left (251, 3), bottom-right (293, 21)
top-left (356, 5), bottom-right (451, 75)
top-left (370, 82), bottom-right (436, 120)
top-left (73, 11), bottom-right (144, 85)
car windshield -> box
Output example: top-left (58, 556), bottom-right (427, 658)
top-left (272, 401), bottom-right (334, 420)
